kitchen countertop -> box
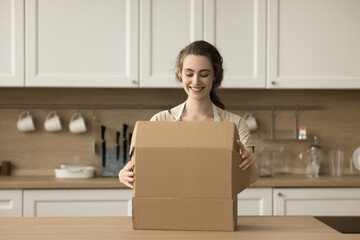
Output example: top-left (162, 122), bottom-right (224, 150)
top-left (0, 174), bottom-right (360, 189)
top-left (0, 216), bottom-right (358, 240)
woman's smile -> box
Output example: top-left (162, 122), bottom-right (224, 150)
top-left (189, 86), bottom-right (205, 93)
top-left (181, 55), bottom-right (214, 101)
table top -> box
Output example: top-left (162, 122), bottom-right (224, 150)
top-left (1, 174), bottom-right (360, 189)
top-left (0, 216), bottom-right (358, 240)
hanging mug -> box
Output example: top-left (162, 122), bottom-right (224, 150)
top-left (243, 112), bottom-right (258, 132)
top-left (44, 111), bottom-right (62, 132)
top-left (17, 111), bottom-right (35, 132)
top-left (69, 112), bottom-right (87, 133)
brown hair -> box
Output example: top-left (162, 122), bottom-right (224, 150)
top-left (175, 40), bottom-right (225, 109)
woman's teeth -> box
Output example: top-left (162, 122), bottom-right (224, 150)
top-left (190, 87), bottom-right (203, 92)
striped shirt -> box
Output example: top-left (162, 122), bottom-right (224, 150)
top-left (150, 109), bottom-right (254, 148)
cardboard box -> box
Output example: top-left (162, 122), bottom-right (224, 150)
top-left (131, 121), bottom-right (251, 231)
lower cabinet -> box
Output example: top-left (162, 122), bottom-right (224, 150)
top-left (2, 187), bottom-right (360, 217)
top-left (273, 188), bottom-right (360, 216)
top-left (23, 189), bottom-right (134, 217)
top-left (237, 188), bottom-right (273, 216)
top-left (0, 190), bottom-right (22, 217)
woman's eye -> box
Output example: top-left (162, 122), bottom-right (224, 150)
top-left (200, 74), bottom-right (209, 78)
top-left (185, 74), bottom-right (193, 77)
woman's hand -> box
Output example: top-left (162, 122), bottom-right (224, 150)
top-left (118, 161), bottom-right (135, 189)
top-left (237, 140), bottom-right (256, 171)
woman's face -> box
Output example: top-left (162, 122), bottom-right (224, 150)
top-left (180, 54), bottom-right (214, 101)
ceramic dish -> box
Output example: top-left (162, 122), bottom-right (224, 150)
top-left (352, 147), bottom-right (360, 171)
top-left (54, 164), bottom-right (95, 178)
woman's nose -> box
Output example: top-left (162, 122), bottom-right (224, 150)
top-left (193, 74), bottom-right (201, 84)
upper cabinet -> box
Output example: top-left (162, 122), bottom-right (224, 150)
top-left (140, 0), bottom-right (266, 89)
top-left (140, 0), bottom-right (203, 88)
top-left (0, 0), bottom-right (24, 87)
top-left (25, 0), bottom-right (139, 87)
top-left (204, 0), bottom-right (266, 88)
top-left (268, 0), bottom-right (360, 89)
top-left (1, 0), bottom-right (360, 89)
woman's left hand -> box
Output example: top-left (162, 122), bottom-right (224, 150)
top-left (237, 140), bottom-right (256, 171)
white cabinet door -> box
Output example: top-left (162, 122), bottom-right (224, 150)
top-left (274, 188), bottom-right (360, 216)
top-left (140, 0), bottom-right (203, 88)
top-left (23, 189), bottom-right (134, 217)
top-left (0, 0), bottom-right (24, 86)
top-left (268, 0), bottom-right (360, 89)
top-left (237, 188), bottom-right (272, 216)
top-left (0, 190), bottom-right (22, 217)
top-left (204, 0), bottom-right (266, 88)
top-left (25, 0), bottom-right (139, 87)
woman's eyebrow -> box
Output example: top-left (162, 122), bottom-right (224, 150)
top-left (184, 68), bottom-right (211, 72)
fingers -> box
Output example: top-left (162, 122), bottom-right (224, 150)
top-left (118, 161), bottom-right (135, 189)
top-left (124, 161), bottom-right (135, 171)
top-left (239, 148), bottom-right (256, 171)
top-left (236, 140), bottom-right (246, 156)
top-left (122, 181), bottom-right (134, 189)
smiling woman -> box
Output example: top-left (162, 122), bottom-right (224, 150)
top-left (119, 40), bottom-right (258, 188)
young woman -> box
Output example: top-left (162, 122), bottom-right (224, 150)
top-left (119, 40), bottom-right (258, 188)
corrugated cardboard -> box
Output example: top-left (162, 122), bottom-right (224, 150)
top-left (131, 121), bottom-right (251, 231)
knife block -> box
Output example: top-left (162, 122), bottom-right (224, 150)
top-left (101, 147), bottom-right (131, 177)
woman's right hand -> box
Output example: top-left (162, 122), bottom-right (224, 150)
top-left (118, 161), bottom-right (135, 189)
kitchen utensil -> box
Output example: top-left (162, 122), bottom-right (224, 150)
top-left (352, 147), bottom-right (360, 171)
top-left (243, 112), bottom-right (258, 132)
top-left (17, 111), bottom-right (35, 132)
top-left (54, 163), bottom-right (95, 179)
top-left (0, 161), bottom-right (12, 176)
top-left (116, 131), bottom-right (121, 161)
top-left (122, 124), bottom-right (128, 164)
top-left (256, 147), bottom-right (273, 177)
top-left (329, 149), bottom-right (344, 177)
top-left (91, 113), bottom-right (99, 155)
top-left (102, 147), bottom-right (125, 177)
top-left (272, 146), bottom-right (292, 174)
top-left (101, 125), bottom-right (106, 167)
top-left (69, 112), bottom-right (87, 133)
top-left (129, 132), bottom-right (133, 156)
top-left (299, 136), bottom-right (322, 178)
top-left (44, 111), bottom-right (62, 132)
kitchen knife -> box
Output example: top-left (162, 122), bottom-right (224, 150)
top-left (128, 132), bottom-right (133, 160)
top-left (129, 133), bottom-right (132, 147)
top-left (122, 124), bottom-right (128, 164)
top-left (116, 131), bottom-right (121, 161)
top-left (101, 125), bottom-right (106, 167)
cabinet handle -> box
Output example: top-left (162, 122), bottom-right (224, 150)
top-left (278, 192), bottom-right (283, 197)
top-left (132, 80), bottom-right (138, 85)
top-left (271, 81), bottom-right (276, 85)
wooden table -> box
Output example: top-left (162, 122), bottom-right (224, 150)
top-left (0, 216), bottom-right (358, 240)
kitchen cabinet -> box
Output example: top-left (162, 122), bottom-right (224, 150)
top-left (25, 0), bottom-right (139, 87)
top-left (204, 0), bottom-right (266, 88)
top-left (0, 190), bottom-right (22, 217)
top-left (140, 0), bottom-right (266, 88)
top-left (273, 188), bottom-right (360, 216)
top-left (237, 188), bottom-right (272, 216)
top-left (23, 189), bottom-right (134, 217)
top-left (139, 0), bottom-right (203, 88)
top-left (0, 0), bottom-right (24, 87)
top-left (268, 0), bottom-right (360, 89)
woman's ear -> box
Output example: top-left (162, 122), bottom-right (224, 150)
top-left (177, 74), bottom-right (182, 82)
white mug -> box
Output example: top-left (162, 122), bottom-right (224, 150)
top-left (244, 112), bottom-right (258, 132)
top-left (69, 112), bottom-right (87, 133)
top-left (17, 111), bottom-right (35, 132)
top-left (44, 111), bottom-right (62, 132)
